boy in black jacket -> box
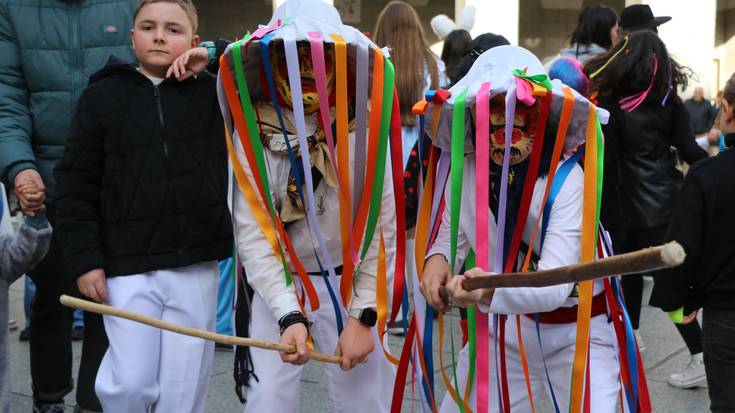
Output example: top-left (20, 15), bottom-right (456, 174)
top-left (649, 71), bottom-right (735, 413)
top-left (53, 1), bottom-right (232, 412)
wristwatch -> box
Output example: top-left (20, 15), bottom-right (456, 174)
top-left (348, 308), bottom-right (378, 328)
top-left (199, 41), bottom-right (217, 65)
top-left (278, 311), bottom-right (309, 336)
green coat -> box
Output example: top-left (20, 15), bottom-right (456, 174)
top-left (0, 0), bottom-right (137, 201)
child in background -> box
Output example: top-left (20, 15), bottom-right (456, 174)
top-left (53, 1), bottom-right (232, 412)
top-left (1, 180), bottom-right (51, 412)
top-left (650, 71), bottom-right (735, 412)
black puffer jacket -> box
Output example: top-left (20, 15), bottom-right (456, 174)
top-left (600, 98), bottom-right (707, 233)
top-left (54, 57), bottom-right (233, 279)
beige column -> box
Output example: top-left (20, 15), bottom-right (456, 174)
top-left (625, 1), bottom-right (717, 99)
top-left (456, 0), bottom-right (520, 45)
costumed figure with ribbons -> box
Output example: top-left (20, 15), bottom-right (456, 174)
top-left (401, 45), bottom-right (651, 413)
top-left (216, 0), bottom-right (408, 411)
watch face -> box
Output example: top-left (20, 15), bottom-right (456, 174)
top-left (361, 309), bottom-right (378, 327)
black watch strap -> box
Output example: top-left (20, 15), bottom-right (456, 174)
top-left (278, 311), bottom-right (309, 336)
top-left (349, 308), bottom-right (378, 327)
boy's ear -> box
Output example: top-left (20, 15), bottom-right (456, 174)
top-left (191, 35), bottom-right (201, 48)
top-left (130, 29), bottom-right (136, 50)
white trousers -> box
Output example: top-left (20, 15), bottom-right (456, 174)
top-left (95, 262), bottom-right (218, 413)
top-left (244, 276), bottom-right (396, 413)
top-left (440, 314), bottom-right (620, 413)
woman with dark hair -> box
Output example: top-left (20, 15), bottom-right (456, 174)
top-left (561, 5), bottom-right (619, 62)
top-left (440, 29), bottom-right (472, 85)
top-left (585, 30), bottom-right (708, 388)
top-left (450, 33), bottom-right (510, 85)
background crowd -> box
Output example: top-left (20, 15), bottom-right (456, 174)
top-left (0, 0), bottom-right (733, 412)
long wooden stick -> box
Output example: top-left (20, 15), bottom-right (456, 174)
top-left (439, 241), bottom-right (685, 299)
top-left (60, 295), bottom-right (342, 364)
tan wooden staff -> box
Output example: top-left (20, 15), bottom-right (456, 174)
top-left (439, 241), bottom-right (685, 300)
top-left (60, 295), bottom-right (342, 364)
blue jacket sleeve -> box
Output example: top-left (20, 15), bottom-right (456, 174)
top-left (0, 3), bottom-right (36, 186)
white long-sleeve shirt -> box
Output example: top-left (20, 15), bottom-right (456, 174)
top-left (427, 156), bottom-right (604, 315)
top-left (231, 112), bottom-right (396, 320)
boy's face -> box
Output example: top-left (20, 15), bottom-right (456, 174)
top-left (131, 2), bottom-right (200, 77)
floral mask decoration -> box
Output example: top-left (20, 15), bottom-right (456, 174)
top-left (488, 94), bottom-right (539, 166)
top-left (270, 42), bottom-right (335, 115)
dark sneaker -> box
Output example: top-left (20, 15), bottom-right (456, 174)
top-left (19, 327), bottom-right (30, 341)
top-left (33, 403), bottom-right (66, 413)
top-left (71, 326), bottom-right (84, 341)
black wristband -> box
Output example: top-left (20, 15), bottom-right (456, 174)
top-left (278, 311), bottom-right (309, 336)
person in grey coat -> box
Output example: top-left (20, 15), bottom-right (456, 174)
top-left (0, 187), bottom-right (51, 413)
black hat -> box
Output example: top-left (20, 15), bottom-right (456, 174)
top-left (620, 4), bottom-right (672, 32)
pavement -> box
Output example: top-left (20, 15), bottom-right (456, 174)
top-left (7, 277), bottom-right (710, 412)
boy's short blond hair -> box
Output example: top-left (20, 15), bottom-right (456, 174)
top-left (134, 0), bottom-right (198, 34)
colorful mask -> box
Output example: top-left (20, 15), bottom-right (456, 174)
top-left (270, 42), bottom-right (335, 115)
top-left (488, 94), bottom-right (539, 166)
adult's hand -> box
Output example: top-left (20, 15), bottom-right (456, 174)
top-left (14, 169), bottom-right (45, 216)
top-left (279, 322), bottom-right (310, 365)
top-left (335, 317), bottom-right (374, 371)
top-left (419, 254), bottom-right (452, 312)
top-left (76, 268), bottom-right (109, 304)
top-left (166, 47), bottom-right (208, 81)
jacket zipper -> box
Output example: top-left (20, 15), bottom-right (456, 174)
top-left (153, 85), bottom-right (168, 158)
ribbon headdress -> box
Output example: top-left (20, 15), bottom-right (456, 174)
top-left (216, 0), bottom-right (406, 364)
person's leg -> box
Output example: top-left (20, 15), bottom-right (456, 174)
top-left (23, 275), bottom-right (35, 329)
top-left (701, 309), bottom-right (735, 413)
top-left (621, 274), bottom-right (643, 329)
top-left (243, 289), bottom-right (303, 412)
top-left (587, 316), bottom-right (621, 412)
top-left (216, 258), bottom-right (234, 335)
top-left (95, 274), bottom-right (162, 413)
top-left (155, 262), bottom-right (218, 413)
top-left (75, 311), bottom-right (107, 411)
top-left (675, 320), bottom-right (703, 355)
top-left (27, 235), bottom-right (74, 407)
top-left (317, 277), bottom-right (396, 413)
top-left (667, 319), bottom-right (706, 388)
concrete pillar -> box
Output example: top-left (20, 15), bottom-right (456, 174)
top-left (456, 0), bottom-right (519, 45)
top-left (624, 1), bottom-right (717, 99)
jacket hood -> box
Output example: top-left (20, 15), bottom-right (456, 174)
top-left (89, 56), bottom-right (140, 84)
top-left (560, 43), bottom-right (606, 63)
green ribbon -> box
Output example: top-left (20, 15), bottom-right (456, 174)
top-left (512, 69), bottom-right (553, 91)
top-left (232, 35), bottom-right (293, 285)
top-left (449, 87), bottom-right (468, 413)
top-left (359, 58), bottom-right (394, 262)
top-left (464, 250), bottom-right (477, 400)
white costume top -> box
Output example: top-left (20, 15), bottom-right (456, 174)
top-left (427, 156), bottom-right (604, 315)
top-left (232, 110), bottom-right (396, 320)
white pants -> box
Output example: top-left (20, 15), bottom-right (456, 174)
top-left (440, 314), bottom-right (620, 413)
top-left (96, 262), bottom-right (218, 413)
top-left (244, 276), bottom-right (396, 413)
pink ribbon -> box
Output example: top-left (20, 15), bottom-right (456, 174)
top-left (475, 82), bottom-right (492, 413)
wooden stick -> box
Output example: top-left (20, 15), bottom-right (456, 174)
top-left (439, 241), bottom-right (685, 299)
top-left (60, 295), bottom-right (342, 364)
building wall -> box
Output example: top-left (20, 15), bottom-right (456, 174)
top-left (518, 0), bottom-right (625, 63)
top-left (715, 3), bottom-right (735, 93)
top-left (193, 0), bottom-right (453, 45)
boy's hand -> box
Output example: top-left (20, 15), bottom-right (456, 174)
top-left (420, 254), bottom-right (452, 312)
top-left (14, 169), bottom-right (45, 217)
top-left (77, 268), bottom-right (109, 304)
top-left (279, 323), bottom-right (310, 365)
top-left (446, 267), bottom-right (495, 308)
top-left (166, 47), bottom-right (208, 81)
top-left (335, 317), bottom-right (374, 371)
